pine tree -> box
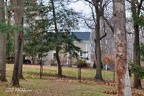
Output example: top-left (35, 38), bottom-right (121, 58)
top-left (50, 0), bottom-right (80, 76)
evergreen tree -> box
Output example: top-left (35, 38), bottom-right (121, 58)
top-left (50, 0), bottom-right (80, 76)
top-left (130, 0), bottom-right (144, 89)
top-left (24, 0), bottom-right (50, 64)
top-left (24, 0), bottom-right (81, 77)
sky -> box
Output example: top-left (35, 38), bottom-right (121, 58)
top-left (43, 0), bottom-right (92, 32)
top-left (69, 1), bottom-right (91, 15)
top-left (68, 1), bottom-right (92, 32)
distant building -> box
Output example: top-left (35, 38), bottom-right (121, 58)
top-left (43, 32), bottom-right (92, 66)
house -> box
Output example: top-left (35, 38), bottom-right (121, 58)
top-left (43, 32), bottom-right (92, 66)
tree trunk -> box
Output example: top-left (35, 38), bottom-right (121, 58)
top-left (131, 0), bottom-right (142, 89)
top-left (0, 35), bottom-right (7, 82)
top-left (0, 0), bottom-right (7, 82)
top-left (78, 68), bottom-right (81, 82)
top-left (93, 0), bottom-right (103, 81)
top-left (56, 47), bottom-right (62, 76)
top-left (133, 28), bottom-right (141, 88)
top-left (113, 71), bottom-right (115, 82)
top-left (133, 23), bottom-right (142, 89)
top-left (12, 0), bottom-right (24, 86)
top-left (19, 38), bottom-right (24, 79)
top-left (32, 55), bottom-right (37, 64)
top-left (113, 0), bottom-right (132, 96)
top-left (51, 0), bottom-right (62, 77)
top-left (40, 57), bottom-right (43, 79)
top-left (40, 63), bottom-right (43, 79)
top-left (39, 53), bottom-right (43, 79)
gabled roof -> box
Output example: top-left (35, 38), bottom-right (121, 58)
top-left (72, 32), bottom-right (90, 41)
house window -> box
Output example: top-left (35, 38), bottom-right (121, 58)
top-left (86, 51), bottom-right (89, 60)
top-left (80, 52), bottom-right (83, 58)
top-left (53, 53), bottom-right (56, 59)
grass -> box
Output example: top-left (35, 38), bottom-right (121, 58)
top-left (0, 64), bottom-right (143, 96)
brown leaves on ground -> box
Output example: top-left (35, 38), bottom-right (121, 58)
top-left (105, 81), bottom-right (117, 86)
top-left (132, 91), bottom-right (144, 96)
top-left (103, 81), bottom-right (144, 96)
top-left (103, 90), bottom-right (144, 96)
top-left (103, 90), bottom-right (117, 95)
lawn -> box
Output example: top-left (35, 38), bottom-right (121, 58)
top-left (0, 64), bottom-right (143, 96)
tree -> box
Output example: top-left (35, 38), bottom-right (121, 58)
top-left (83, 0), bottom-right (111, 81)
top-left (0, 0), bottom-right (7, 82)
top-left (12, 0), bottom-right (24, 86)
top-left (6, 0), bottom-right (15, 64)
top-left (113, 0), bottom-right (132, 95)
top-left (50, 0), bottom-right (80, 77)
top-left (130, 0), bottom-right (144, 89)
top-left (24, 0), bottom-right (50, 64)
top-left (92, 0), bottom-right (103, 81)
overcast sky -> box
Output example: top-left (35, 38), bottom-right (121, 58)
top-left (68, 1), bottom-right (92, 32)
top-left (69, 1), bottom-right (91, 15)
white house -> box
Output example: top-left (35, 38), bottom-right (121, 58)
top-left (42, 32), bottom-right (92, 66)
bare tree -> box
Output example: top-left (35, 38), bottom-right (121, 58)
top-left (83, 0), bottom-right (113, 81)
top-left (113, 0), bottom-right (132, 95)
top-left (92, 0), bottom-right (103, 80)
top-left (0, 0), bottom-right (7, 82)
top-left (12, 0), bottom-right (24, 86)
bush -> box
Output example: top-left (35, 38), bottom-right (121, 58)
top-left (129, 61), bottom-right (144, 79)
top-left (76, 59), bottom-right (87, 68)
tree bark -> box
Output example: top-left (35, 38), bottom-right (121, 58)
top-left (39, 52), bottom-right (43, 79)
top-left (56, 47), bottom-right (62, 76)
top-left (12, 0), bottom-right (24, 86)
top-left (113, 0), bottom-right (132, 96)
top-left (78, 68), bottom-right (81, 82)
top-left (0, 0), bottom-right (7, 82)
top-left (51, 0), bottom-right (62, 77)
top-left (131, 0), bottom-right (142, 89)
top-left (19, 38), bottom-right (24, 79)
top-left (32, 55), bottom-right (37, 64)
top-left (0, 35), bottom-right (7, 82)
top-left (92, 0), bottom-right (103, 81)
top-left (133, 24), bottom-right (142, 88)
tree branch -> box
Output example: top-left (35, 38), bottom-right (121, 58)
top-left (81, 17), bottom-right (95, 29)
top-left (127, 32), bottom-right (134, 34)
top-left (102, 15), bottom-right (114, 33)
top-left (84, 0), bottom-right (95, 6)
top-left (89, 3), bottom-right (96, 25)
top-left (137, 0), bottom-right (143, 15)
top-left (100, 32), bottom-right (106, 40)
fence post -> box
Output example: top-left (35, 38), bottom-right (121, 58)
top-left (0, 70), bottom-right (2, 77)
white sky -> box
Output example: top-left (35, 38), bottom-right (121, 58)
top-left (68, 1), bottom-right (92, 32)
top-left (69, 1), bottom-right (91, 15)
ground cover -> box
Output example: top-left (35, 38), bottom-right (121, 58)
top-left (0, 64), bottom-right (143, 96)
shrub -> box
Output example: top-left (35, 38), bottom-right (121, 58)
top-left (129, 61), bottom-right (144, 79)
top-left (76, 59), bottom-right (87, 68)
